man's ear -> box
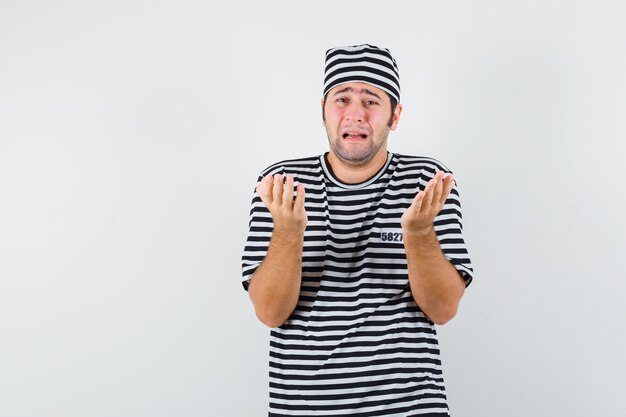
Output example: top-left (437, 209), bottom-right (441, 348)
top-left (390, 103), bottom-right (403, 131)
top-left (321, 98), bottom-right (326, 123)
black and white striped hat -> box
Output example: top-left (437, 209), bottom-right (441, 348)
top-left (323, 44), bottom-right (400, 103)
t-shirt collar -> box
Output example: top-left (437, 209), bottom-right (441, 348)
top-left (320, 151), bottom-right (392, 189)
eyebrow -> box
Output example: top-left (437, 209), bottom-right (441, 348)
top-left (332, 86), bottom-right (382, 100)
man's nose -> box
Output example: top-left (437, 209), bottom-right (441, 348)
top-left (345, 101), bottom-right (365, 122)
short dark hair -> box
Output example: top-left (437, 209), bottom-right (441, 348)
top-left (322, 91), bottom-right (398, 128)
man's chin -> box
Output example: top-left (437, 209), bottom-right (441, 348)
top-left (332, 145), bottom-right (376, 166)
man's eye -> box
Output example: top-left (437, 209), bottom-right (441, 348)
top-left (336, 98), bottom-right (347, 103)
top-left (365, 100), bottom-right (378, 106)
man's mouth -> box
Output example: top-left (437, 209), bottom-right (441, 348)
top-left (342, 132), bottom-right (368, 139)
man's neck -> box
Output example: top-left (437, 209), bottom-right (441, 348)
top-left (325, 149), bottom-right (389, 184)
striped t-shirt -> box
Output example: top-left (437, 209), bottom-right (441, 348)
top-left (241, 151), bottom-right (474, 417)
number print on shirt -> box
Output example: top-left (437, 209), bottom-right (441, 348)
top-left (380, 231), bottom-right (403, 242)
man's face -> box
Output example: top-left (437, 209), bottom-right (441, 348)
top-left (322, 82), bottom-right (401, 167)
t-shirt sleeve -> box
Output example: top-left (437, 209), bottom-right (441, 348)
top-left (433, 174), bottom-right (474, 287)
top-left (240, 173), bottom-right (274, 291)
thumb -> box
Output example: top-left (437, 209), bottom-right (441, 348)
top-left (409, 190), bottom-right (425, 212)
top-left (255, 184), bottom-right (268, 207)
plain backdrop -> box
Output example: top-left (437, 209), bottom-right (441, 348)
top-left (1, 0), bottom-right (625, 416)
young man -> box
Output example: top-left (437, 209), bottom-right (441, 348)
top-left (241, 44), bottom-right (474, 416)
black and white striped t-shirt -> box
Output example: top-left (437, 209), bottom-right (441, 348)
top-left (241, 151), bottom-right (474, 417)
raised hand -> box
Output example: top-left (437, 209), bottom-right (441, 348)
top-left (256, 174), bottom-right (307, 237)
top-left (401, 170), bottom-right (455, 236)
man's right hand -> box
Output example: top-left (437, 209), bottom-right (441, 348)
top-left (249, 173), bottom-right (307, 327)
top-left (256, 174), bottom-right (307, 237)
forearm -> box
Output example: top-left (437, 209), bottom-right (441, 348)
top-left (248, 229), bottom-right (303, 328)
top-left (403, 227), bottom-right (465, 325)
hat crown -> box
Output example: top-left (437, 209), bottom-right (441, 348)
top-left (323, 44), bottom-right (400, 103)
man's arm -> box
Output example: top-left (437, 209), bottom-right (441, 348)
top-left (401, 170), bottom-right (466, 325)
top-left (248, 174), bottom-right (307, 328)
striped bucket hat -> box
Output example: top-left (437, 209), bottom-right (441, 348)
top-left (323, 44), bottom-right (400, 103)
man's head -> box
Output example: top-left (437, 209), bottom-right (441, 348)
top-left (321, 44), bottom-right (403, 167)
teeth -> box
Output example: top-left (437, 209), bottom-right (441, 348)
top-left (343, 132), bottom-right (367, 138)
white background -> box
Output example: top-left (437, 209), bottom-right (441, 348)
top-left (1, 0), bottom-right (625, 416)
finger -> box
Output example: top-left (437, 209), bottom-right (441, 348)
top-left (422, 178), bottom-right (435, 208)
top-left (283, 175), bottom-right (294, 206)
top-left (440, 175), bottom-right (455, 205)
top-left (255, 181), bottom-right (263, 199)
top-left (410, 190), bottom-right (425, 212)
top-left (257, 176), bottom-right (272, 204)
top-left (272, 174), bottom-right (283, 203)
top-left (432, 171), bottom-right (444, 205)
top-left (294, 183), bottom-right (306, 211)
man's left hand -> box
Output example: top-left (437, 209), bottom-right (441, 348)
top-left (400, 170), bottom-right (455, 237)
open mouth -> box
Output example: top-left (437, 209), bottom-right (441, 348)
top-left (342, 132), bottom-right (368, 139)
